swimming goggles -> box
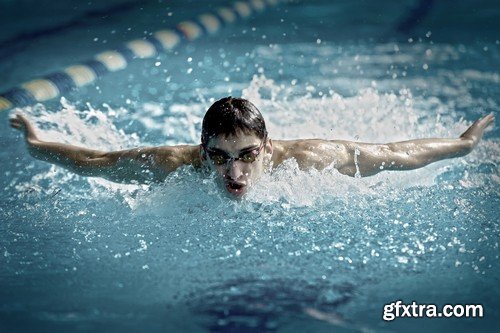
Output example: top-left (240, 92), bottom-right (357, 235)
top-left (205, 138), bottom-right (266, 166)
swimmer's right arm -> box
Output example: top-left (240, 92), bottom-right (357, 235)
top-left (10, 114), bottom-right (201, 184)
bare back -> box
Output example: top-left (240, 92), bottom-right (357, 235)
top-left (272, 139), bottom-right (350, 171)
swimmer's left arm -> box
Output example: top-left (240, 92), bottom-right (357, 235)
top-left (334, 113), bottom-right (494, 177)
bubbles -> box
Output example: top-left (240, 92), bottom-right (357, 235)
top-left (4, 38), bottom-right (499, 332)
top-left (10, 69), bottom-right (498, 217)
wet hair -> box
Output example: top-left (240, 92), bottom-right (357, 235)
top-left (201, 97), bottom-right (267, 146)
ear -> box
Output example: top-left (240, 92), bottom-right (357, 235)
top-left (263, 138), bottom-right (274, 169)
top-left (265, 138), bottom-right (273, 155)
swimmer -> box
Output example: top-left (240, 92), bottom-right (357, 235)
top-left (10, 97), bottom-right (494, 198)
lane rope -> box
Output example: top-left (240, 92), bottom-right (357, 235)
top-left (0, 0), bottom-right (280, 112)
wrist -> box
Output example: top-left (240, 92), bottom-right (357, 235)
top-left (27, 136), bottom-right (41, 147)
top-left (459, 137), bottom-right (475, 152)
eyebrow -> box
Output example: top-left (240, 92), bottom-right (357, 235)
top-left (206, 144), bottom-right (260, 155)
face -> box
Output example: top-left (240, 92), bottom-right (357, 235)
top-left (202, 131), bottom-right (272, 198)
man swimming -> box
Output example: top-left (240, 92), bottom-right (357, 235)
top-left (10, 96), bottom-right (494, 198)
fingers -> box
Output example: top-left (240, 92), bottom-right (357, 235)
top-left (459, 113), bottom-right (495, 141)
top-left (481, 113), bottom-right (495, 128)
top-left (9, 113), bottom-right (35, 139)
top-left (15, 113), bottom-right (30, 124)
top-left (474, 113), bottom-right (495, 132)
top-left (472, 113), bottom-right (494, 128)
top-left (9, 115), bottom-right (25, 130)
top-left (10, 113), bottom-right (31, 125)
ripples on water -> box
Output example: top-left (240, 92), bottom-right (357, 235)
top-left (2, 42), bottom-right (499, 332)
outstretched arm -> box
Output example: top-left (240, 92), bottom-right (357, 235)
top-left (337, 113), bottom-right (495, 176)
top-left (10, 114), bottom-right (201, 183)
top-left (274, 114), bottom-right (494, 177)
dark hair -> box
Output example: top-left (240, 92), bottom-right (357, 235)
top-left (201, 97), bottom-right (267, 145)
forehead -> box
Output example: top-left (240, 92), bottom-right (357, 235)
top-left (206, 131), bottom-right (261, 151)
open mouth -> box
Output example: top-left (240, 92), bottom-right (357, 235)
top-left (225, 182), bottom-right (246, 196)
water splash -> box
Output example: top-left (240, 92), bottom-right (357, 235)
top-left (3, 40), bottom-right (499, 333)
top-left (10, 73), bottom-right (498, 206)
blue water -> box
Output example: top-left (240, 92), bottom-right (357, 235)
top-left (0, 1), bottom-right (499, 332)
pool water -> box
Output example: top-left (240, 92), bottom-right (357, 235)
top-left (0, 1), bottom-right (499, 332)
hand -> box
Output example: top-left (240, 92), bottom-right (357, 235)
top-left (460, 113), bottom-right (495, 148)
top-left (9, 113), bottom-right (39, 143)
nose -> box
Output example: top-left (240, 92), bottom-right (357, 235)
top-left (225, 160), bottom-right (244, 180)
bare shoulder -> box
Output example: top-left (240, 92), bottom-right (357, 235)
top-left (153, 144), bottom-right (202, 169)
top-left (271, 139), bottom-right (350, 170)
top-left (107, 144), bottom-right (201, 175)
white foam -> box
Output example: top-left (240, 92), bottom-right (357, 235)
top-left (10, 74), bottom-right (498, 206)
